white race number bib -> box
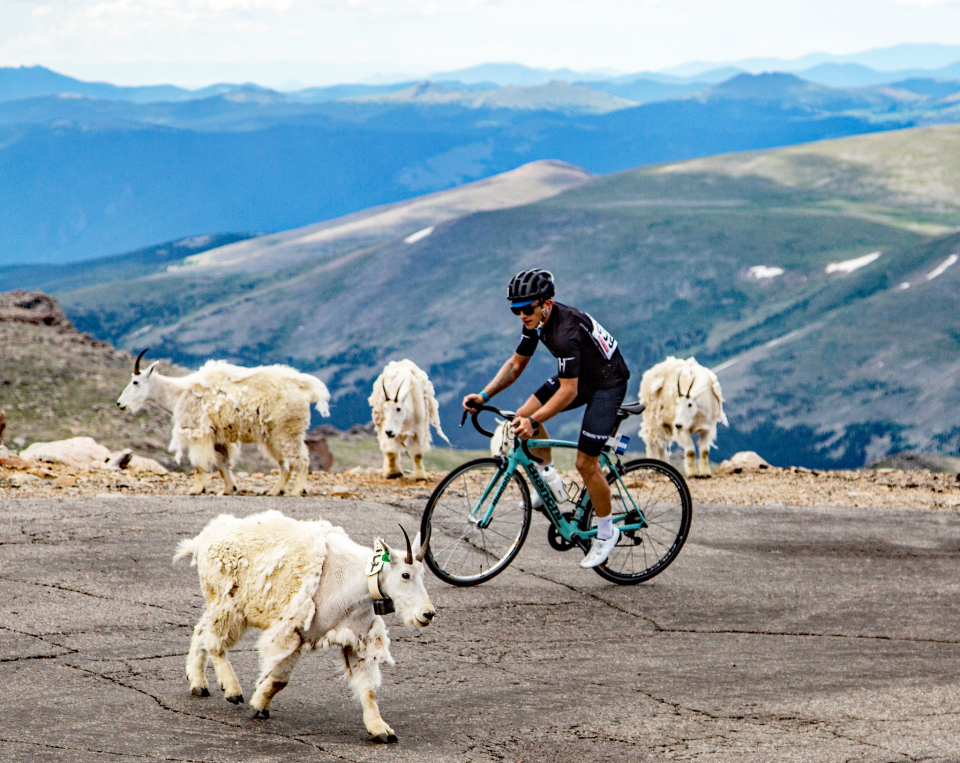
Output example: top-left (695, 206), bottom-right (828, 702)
top-left (586, 314), bottom-right (618, 360)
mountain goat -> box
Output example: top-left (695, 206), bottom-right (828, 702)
top-left (639, 356), bottom-right (728, 477)
top-left (174, 510), bottom-right (434, 743)
top-left (369, 359), bottom-right (449, 480)
top-left (117, 350), bottom-right (330, 496)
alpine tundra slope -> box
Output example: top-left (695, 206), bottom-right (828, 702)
top-left (13, 125), bottom-right (960, 466)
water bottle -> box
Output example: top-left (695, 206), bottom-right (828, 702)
top-left (541, 464), bottom-right (569, 503)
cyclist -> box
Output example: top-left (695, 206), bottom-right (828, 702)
top-left (463, 268), bottom-right (630, 568)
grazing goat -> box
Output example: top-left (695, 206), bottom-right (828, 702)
top-left (117, 350), bottom-right (330, 496)
top-left (174, 510), bottom-right (434, 743)
top-left (639, 356), bottom-right (728, 477)
top-left (369, 359), bottom-right (449, 480)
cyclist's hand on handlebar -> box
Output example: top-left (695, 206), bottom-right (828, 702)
top-left (511, 416), bottom-right (538, 440)
top-left (462, 393), bottom-right (486, 413)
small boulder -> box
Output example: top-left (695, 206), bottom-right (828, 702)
top-left (717, 451), bottom-right (771, 474)
top-left (20, 437), bottom-right (112, 468)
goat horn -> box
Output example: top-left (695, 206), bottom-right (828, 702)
top-left (416, 522), bottom-right (431, 562)
top-left (382, 377), bottom-right (389, 400)
top-left (686, 376), bottom-right (696, 398)
top-left (677, 375), bottom-right (682, 396)
top-left (133, 348), bottom-right (149, 375)
top-left (399, 524), bottom-right (413, 565)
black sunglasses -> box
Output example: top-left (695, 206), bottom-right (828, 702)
top-left (511, 302), bottom-right (540, 316)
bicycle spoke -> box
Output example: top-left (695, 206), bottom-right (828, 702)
top-left (586, 460), bottom-right (691, 584)
top-left (424, 459), bottom-right (531, 585)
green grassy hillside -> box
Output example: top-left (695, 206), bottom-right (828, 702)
top-left (54, 125), bottom-right (960, 465)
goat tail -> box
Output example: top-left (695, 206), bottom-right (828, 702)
top-left (173, 537), bottom-right (200, 566)
top-left (304, 375), bottom-right (331, 418)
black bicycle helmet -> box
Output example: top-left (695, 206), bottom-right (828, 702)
top-left (507, 268), bottom-right (555, 303)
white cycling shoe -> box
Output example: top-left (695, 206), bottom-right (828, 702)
top-left (580, 526), bottom-right (620, 569)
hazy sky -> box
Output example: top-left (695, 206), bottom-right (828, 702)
top-left (3, 0), bottom-right (960, 86)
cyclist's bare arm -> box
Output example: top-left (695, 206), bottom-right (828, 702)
top-left (514, 377), bottom-right (578, 438)
top-left (463, 353), bottom-right (531, 410)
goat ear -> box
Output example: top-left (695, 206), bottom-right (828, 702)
top-left (144, 361), bottom-right (159, 378)
top-left (380, 538), bottom-right (398, 564)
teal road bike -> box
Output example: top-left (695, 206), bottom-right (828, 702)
top-left (420, 403), bottom-right (693, 586)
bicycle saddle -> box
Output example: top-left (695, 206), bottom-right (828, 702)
top-left (617, 402), bottom-right (645, 416)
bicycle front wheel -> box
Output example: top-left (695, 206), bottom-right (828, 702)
top-left (581, 458), bottom-right (692, 585)
top-left (421, 458), bottom-right (532, 586)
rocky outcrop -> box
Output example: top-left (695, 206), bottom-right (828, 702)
top-left (0, 290), bottom-right (73, 329)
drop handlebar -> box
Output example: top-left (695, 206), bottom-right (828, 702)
top-left (459, 404), bottom-right (543, 464)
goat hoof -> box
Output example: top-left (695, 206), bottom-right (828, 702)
top-left (250, 707), bottom-right (269, 719)
top-left (373, 733), bottom-right (398, 744)
top-left (226, 694), bottom-right (244, 705)
top-left (386, 473), bottom-right (403, 480)
top-left (192, 687), bottom-right (210, 697)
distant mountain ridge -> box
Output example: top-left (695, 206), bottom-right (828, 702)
top-left (1, 65), bottom-right (959, 265)
top-left (11, 124), bottom-right (959, 467)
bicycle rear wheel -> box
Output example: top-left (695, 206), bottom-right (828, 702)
top-left (421, 458), bottom-right (532, 586)
top-left (581, 458), bottom-right (692, 585)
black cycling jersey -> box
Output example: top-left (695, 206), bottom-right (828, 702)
top-left (516, 302), bottom-right (630, 392)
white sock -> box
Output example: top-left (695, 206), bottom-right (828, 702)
top-left (596, 515), bottom-right (614, 541)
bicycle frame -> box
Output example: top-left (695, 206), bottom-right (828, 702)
top-left (471, 437), bottom-right (649, 543)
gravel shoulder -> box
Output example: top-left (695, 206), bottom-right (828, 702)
top-left (3, 456), bottom-right (960, 510)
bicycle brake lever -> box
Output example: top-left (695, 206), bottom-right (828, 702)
top-left (460, 410), bottom-right (468, 427)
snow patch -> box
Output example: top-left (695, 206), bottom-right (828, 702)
top-left (825, 251), bottom-right (880, 274)
top-left (925, 254), bottom-right (958, 281)
top-left (404, 226), bottom-right (434, 244)
top-left (899, 282), bottom-right (911, 290)
top-left (748, 266), bottom-right (784, 279)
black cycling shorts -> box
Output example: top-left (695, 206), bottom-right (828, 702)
top-left (533, 376), bottom-right (628, 457)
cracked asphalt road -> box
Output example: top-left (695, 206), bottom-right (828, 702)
top-left (1, 495), bottom-right (958, 762)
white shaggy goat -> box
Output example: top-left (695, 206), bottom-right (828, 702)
top-left (639, 356), bottom-right (728, 477)
top-left (174, 510), bottom-right (434, 743)
top-left (489, 418), bottom-right (512, 457)
top-left (116, 350), bottom-right (330, 496)
top-left (369, 359), bottom-right (449, 480)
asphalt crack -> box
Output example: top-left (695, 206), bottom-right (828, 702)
top-left (632, 688), bottom-right (920, 762)
top-left (0, 736), bottom-right (213, 762)
top-left (0, 574), bottom-right (191, 615)
top-left (61, 662), bottom-right (367, 763)
top-left (518, 567), bottom-right (960, 645)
